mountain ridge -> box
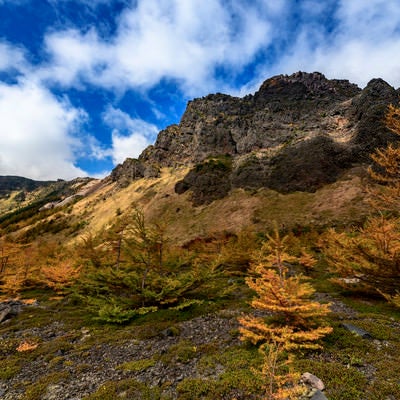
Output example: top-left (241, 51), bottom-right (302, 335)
top-left (112, 71), bottom-right (399, 204)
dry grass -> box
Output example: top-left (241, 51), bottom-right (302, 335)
top-left (64, 165), bottom-right (371, 245)
top-left (3, 165), bottom-right (371, 248)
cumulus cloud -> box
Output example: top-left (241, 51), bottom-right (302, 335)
top-left (0, 79), bottom-right (87, 180)
top-left (38, 0), bottom-right (400, 97)
top-left (258, 0), bottom-right (400, 88)
top-left (4, 0), bottom-right (400, 180)
top-left (39, 0), bottom-right (275, 94)
top-left (102, 106), bottom-right (158, 164)
top-left (7, 0), bottom-right (400, 94)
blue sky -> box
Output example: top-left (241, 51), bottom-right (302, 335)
top-left (1, 0), bottom-right (400, 180)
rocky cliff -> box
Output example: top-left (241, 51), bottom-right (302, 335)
top-left (113, 72), bottom-right (400, 204)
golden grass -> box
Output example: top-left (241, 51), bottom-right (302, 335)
top-left (3, 165), bottom-right (371, 247)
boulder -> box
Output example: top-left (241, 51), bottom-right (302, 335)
top-left (301, 372), bottom-right (325, 391)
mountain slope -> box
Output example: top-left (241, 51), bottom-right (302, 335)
top-left (1, 72), bottom-right (399, 244)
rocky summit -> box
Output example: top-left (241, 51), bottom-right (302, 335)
top-left (111, 72), bottom-right (399, 205)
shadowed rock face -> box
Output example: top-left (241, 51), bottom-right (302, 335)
top-left (112, 72), bottom-right (400, 204)
top-left (110, 158), bottom-right (159, 188)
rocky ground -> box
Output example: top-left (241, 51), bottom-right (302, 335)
top-left (1, 305), bottom-right (238, 399)
top-left (1, 294), bottom-right (399, 400)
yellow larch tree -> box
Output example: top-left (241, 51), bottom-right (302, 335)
top-left (41, 259), bottom-right (82, 296)
top-left (324, 104), bottom-right (400, 305)
top-left (368, 104), bottom-right (400, 210)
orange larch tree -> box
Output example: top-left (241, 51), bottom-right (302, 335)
top-left (238, 229), bottom-right (332, 399)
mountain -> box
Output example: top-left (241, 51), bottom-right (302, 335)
top-left (2, 72), bottom-right (399, 400)
top-left (0, 176), bottom-right (55, 198)
top-left (114, 72), bottom-right (399, 205)
top-left (1, 72), bottom-right (399, 244)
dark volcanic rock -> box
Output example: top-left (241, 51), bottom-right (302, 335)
top-left (267, 136), bottom-right (352, 193)
top-left (0, 300), bottom-right (37, 323)
top-left (175, 156), bottom-right (233, 205)
top-left (231, 155), bottom-right (271, 190)
top-left (111, 158), bottom-right (159, 187)
top-left (115, 72), bottom-right (400, 204)
top-left (254, 71), bottom-right (360, 104)
top-left (351, 78), bottom-right (399, 157)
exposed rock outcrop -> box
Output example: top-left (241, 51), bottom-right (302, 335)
top-left (113, 72), bottom-right (400, 204)
top-left (110, 158), bottom-right (160, 187)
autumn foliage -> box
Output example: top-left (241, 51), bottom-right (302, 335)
top-left (368, 104), bottom-right (400, 210)
top-left (239, 229), bottom-right (332, 399)
top-left (324, 105), bottom-right (400, 303)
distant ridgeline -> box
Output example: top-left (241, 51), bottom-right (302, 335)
top-left (0, 176), bottom-right (55, 198)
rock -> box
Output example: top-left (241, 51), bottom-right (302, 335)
top-left (43, 384), bottom-right (63, 400)
top-left (175, 156), bottom-right (232, 205)
top-left (267, 136), bottom-right (351, 193)
top-left (352, 78), bottom-right (399, 158)
top-left (310, 389), bottom-right (329, 400)
top-left (160, 326), bottom-right (180, 337)
top-left (133, 71), bottom-right (400, 203)
top-left (0, 301), bottom-right (24, 323)
top-left (301, 372), bottom-right (325, 391)
top-left (110, 158), bottom-right (159, 187)
top-left (0, 306), bottom-right (12, 323)
top-left (341, 322), bottom-right (372, 339)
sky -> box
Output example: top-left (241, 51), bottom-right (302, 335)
top-left (1, 0), bottom-right (400, 180)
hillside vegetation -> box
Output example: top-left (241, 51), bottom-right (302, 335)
top-left (1, 73), bottom-right (400, 399)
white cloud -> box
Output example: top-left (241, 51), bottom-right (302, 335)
top-left (37, 0), bottom-right (400, 97)
top-left (256, 0), bottom-right (400, 88)
top-left (103, 106), bottom-right (158, 164)
top-left (4, 0), bottom-right (400, 180)
top-left (0, 41), bottom-right (27, 73)
top-left (0, 79), bottom-right (87, 180)
top-left (39, 29), bottom-right (108, 88)
top-left (39, 0), bottom-right (275, 94)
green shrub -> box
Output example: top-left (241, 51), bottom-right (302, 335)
top-left (117, 357), bottom-right (156, 372)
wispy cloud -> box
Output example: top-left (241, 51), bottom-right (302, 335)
top-left (2, 0), bottom-right (400, 180)
top-left (0, 41), bottom-right (28, 73)
top-left (256, 0), bottom-right (400, 87)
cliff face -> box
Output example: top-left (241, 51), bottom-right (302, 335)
top-left (113, 72), bottom-right (399, 204)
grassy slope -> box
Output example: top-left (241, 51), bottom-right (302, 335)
top-left (72, 165), bottom-right (370, 244)
top-left (0, 164), bottom-right (370, 247)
